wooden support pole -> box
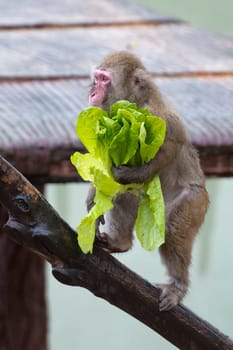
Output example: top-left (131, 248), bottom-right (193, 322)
top-left (0, 196), bottom-right (47, 350)
top-left (0, 155), bottom-right (233, 350)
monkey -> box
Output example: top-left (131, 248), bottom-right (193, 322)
top-left (86, 51), bottom-right (209, 311)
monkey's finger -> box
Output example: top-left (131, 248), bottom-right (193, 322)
top-left (111, 165), bottom-right (119, 177)
top-left (99, 215), bottom-right (105, 225)
top-left (87, 201), bottom-right (95, 212)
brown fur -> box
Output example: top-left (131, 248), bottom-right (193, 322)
top-left (87, 51), bottom-right (209, 311)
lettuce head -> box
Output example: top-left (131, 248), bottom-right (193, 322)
top-left (71, 100), bottom-right (166, 254)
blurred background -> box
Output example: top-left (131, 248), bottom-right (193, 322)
top-left (45, 1), bottom-right (233, 349)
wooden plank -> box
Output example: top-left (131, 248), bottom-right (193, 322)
top-left (0, 0), bottom-right (175, 28)
top-left (0, 25), bottom-right (232, 79)
top-left (0, 77), bottom-right (232, 177)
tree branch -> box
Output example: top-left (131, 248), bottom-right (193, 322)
top-left (0, 155), bottom-right (233, 350)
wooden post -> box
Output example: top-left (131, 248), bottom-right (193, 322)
top-left (0, 202), bottom-right (47, 350)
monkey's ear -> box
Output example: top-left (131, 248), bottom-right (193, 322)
top-left (132, 68), bottom-right (150, 88)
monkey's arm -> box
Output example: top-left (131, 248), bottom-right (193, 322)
top-left (113, 114), bottom-right (187, 184)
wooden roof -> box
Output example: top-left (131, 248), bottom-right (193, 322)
top-left (0, 0), bottom-right (233, 181)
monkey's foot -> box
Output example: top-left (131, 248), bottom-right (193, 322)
top-left (156, 281), bottom-right (187, 311)
top-left (95, 231), bottom-right (131, 253)
top-left (95, 231), bottom-right (112, 252)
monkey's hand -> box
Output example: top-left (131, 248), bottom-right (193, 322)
top-left (112, 165), bottom-right (148, 184)
top-left (112, 165), bottom-right (135, 184)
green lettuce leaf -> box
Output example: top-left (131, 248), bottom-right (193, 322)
top-left (109, 117), bottom-right (140, 166)
top-left (77, 190), bottom-right (114, 254)
top-left (135, 177), bottom-right (165, 250)
top-left (139, 115), bottom-right (166, 163)
top-left (76, 107), bottom-right (108, 154)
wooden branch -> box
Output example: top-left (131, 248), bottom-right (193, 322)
top-left (0, 155), bottom-right (233, 350)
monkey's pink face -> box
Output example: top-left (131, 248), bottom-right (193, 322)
top-left (89, 69), bottom-right (112, 106)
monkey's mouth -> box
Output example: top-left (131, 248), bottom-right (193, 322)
top-left (89, 92), bottom-right (99, 106)
top-left (89, 90), bottom-right (105, 106)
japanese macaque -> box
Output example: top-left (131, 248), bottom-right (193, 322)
top-left (86, 51), bottom-right (209, 311)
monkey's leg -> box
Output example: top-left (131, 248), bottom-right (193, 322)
top-left (158, 186), bottom-right (209, 311)
top-left (96, 192), bottom-right (139, 253)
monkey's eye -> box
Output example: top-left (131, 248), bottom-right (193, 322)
top-left (94, 70), bottom-right (111, 84)
top-left (102, 75), bottom-right (109, 81)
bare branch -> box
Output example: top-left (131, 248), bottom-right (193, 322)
top-left (0, 154), bottom-right (233, 350)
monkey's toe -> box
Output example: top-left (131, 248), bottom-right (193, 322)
top-left (95, 231), bottom-right (111, 251)
top-left (156, 282), bottom-right (186, 312)
top-left (96, 231), bottom-right (108, 242)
